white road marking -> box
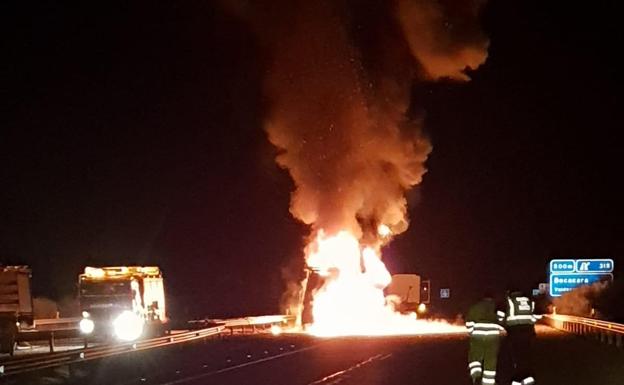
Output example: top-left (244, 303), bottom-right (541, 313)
top-left (158, 345), bottom-right (320, 385)
top-left (307, 353), bottom-right (393, 385)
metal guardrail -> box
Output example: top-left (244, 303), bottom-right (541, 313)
top-left (0, 326), bottom-right (226, 376)
top-left (0, 314), bottom-right (293, 377)
top-left (220, 315), bottom-right (295, 334)
top-left (543, 314), bottom-right (624, 348)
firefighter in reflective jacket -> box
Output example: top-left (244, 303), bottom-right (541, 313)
top-left (466, 292), bottom-right (505, 385)
top-left (501, 290), bottom-right (541, 385)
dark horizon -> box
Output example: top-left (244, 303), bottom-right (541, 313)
top-left (2, 1), bottom-right (622, 319)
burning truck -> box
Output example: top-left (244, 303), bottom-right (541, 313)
top-left (301, 270), bottom-right (431, 328)
top-left (293, 231), bottom-right (459, 337)
top-left (78, 266), bottom-right (167, 341)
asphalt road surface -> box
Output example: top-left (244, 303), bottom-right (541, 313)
top-left (6, 326), bottom-right (624, 385)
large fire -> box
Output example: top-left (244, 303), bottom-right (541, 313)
top-left (255, 0), bottom-right (488, 338)
top-left (302, 231), bottom-right (464, 337)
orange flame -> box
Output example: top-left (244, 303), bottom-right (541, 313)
top-left (303, 231), bottom-right (464, 337)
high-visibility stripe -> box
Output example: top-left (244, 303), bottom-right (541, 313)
top-left (472, 330), bottom-right (501, 336)
top-left (483, 370), bottom-right (496, 379)
top-left (508, 298), bottom-right (515, 317)
top-left (473, 327), bottom-right (501, 332)
top-left (507, 315), bottom-right (533, 320)
top-left (512, 382), bottom-right (522, 385)
top-left (465, 321), bottom-right (475, 326)
top-left (482, 378), bottom-right (495, 384)
top-left (473, 322), bottom-right (504, 329)
top-left (473, 323), bottom-right (505, 332)
top-left (523, 376), bottom-right (535, 384)
top-left (470, 367), bottom-right (482, 375)
top-left (469, 361), bottom-right (481, 368)
top-left (507, 296), bottom-right (539, 325)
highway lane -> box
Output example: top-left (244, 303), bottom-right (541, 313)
top-left (151, 334), bottom-right (468, 385)
top-left (5, 326), bottom-right (624, 385)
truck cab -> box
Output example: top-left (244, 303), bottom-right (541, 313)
top-left (386, 274), bottom-right (430, 316)
top-left (79, 266), bottom-right (167, 341)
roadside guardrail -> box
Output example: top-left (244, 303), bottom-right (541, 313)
top-left (543, 314), bottom-right (624, 348)
top-left (0, 314), bottom-right (293, 377)
top-left (219, 315), bottom-right (296, 334)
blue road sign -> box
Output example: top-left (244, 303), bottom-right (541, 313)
top-left (549, 273), bottom-right (613, 297)
top-left (549, 259), bottom-right (576, 273)
top-left (575, 259), bottom-right (614, 273)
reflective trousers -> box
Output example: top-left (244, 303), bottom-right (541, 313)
top-left (468, 335), bottom-right (500, 385)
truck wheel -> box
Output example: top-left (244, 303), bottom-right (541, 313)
top-left (154, 323), bottom-right (167, 338)
top-left (0, 320), bottom-right (17, 355)
top-left (151, 322), bottom-right (169, 338)
top-left (0, 335), bottom-right (16, 355)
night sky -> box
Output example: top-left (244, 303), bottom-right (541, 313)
top-left (3, 1), bottom-right (622, 318)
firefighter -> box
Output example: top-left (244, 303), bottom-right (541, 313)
top-left (502, 289), bottom-right (541, 385)
top-left (466, 290), bottom-right (505, 385)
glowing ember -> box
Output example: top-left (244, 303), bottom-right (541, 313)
top-left (304, 231), bottom-right (465, 337)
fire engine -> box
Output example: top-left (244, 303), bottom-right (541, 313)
top-left (78, 266), bottom-right (167, 341)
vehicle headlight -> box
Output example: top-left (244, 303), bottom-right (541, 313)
top-left (113, 310), bottom-right (144, 341)
top-left (417, 303), bottom-right (427, 314)
top-left (79, 318), bottom-right (95, 334)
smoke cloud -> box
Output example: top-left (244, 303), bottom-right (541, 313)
top-left (251, 0), bottom-right (489, 245)
top-left (553, 281), bottom-right (610, 317)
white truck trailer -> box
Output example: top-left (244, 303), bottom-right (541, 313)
top-left (386, 273), bottom-right (430, 314)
